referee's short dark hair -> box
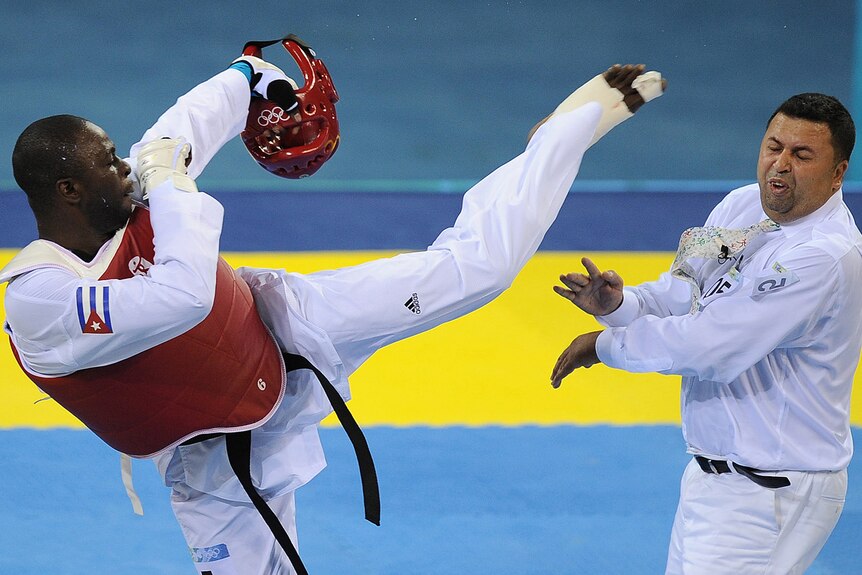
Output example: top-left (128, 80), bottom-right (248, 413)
top-left (769, 93), bottom-right (856, 164)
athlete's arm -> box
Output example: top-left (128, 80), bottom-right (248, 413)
top-left (127, 68), bottom-right (252, 180)
top-left (5, 182), bottom-right (224, 376)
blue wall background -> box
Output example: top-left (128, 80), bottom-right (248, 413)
top-left (1, 0), bottom-right (860, 251)
top-left (0, 0), bottom-right (857, 191)
top-left (2, 5), bottom-right (862, 573)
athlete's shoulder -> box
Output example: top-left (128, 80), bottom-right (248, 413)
top-left (0, 240), bottom-right (82, 284)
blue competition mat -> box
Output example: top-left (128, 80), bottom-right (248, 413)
top-left (0, 426), bottom-right (858, 574)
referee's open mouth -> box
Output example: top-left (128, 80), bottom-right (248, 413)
top-left (767, 177), bottom-right (791, 195)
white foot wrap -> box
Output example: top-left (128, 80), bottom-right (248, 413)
top-left (553, 70), bottom-right (663, 146)
top-left (632, 71), bottom-right (664, 102)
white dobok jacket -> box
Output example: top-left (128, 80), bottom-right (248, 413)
top-left (4, 68), bottom-right (602, 502)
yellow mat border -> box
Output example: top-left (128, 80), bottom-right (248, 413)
top-left (0, 250), bottom-right (858, 428)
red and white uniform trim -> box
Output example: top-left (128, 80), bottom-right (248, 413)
top-left (4, 206), bottom-right (285, 458)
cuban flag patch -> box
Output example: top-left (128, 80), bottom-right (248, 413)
top-left (76, 285), bottom-right (113, 334)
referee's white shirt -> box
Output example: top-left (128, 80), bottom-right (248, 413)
top-left (597, 184), bottom-right (862, 472)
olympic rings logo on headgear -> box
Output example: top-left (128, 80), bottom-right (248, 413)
top-left (257, 107), bottom-right (292, 127)
top-left (241, 34), bottom-right (341, 179)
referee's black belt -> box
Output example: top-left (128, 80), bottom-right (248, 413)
top-left (695, 456), bottom-right (791, 489)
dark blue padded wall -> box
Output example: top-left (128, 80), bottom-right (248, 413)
top-left (2, 188), bottom-right (862, 252)
top-left (0, 0), bottom-right (855, 189)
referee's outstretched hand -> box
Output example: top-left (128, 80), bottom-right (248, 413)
top-left (551, 330), bottom-right (602, 388)
top-left (554, 257), bottom-right (624, 317)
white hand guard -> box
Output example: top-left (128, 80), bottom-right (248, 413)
top-left (135, 137), bottom-right (197, 198)
top-left (232, 55), bottom-right (299, 111)
top-left (554, 70), bottom-right (664, 146)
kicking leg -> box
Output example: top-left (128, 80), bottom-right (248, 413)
top-left (527, 63), bottom-right (666, 143)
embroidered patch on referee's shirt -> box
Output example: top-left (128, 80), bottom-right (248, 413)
top-left (76, 285), bottom-right (113, 334)
top-left (750, 268), bottom-right (799, 299)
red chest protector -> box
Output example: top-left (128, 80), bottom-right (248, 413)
top-left (9, 208), bottom-right (285, 458)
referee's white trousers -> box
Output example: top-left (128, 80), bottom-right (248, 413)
top-left (666, 459), bottom-right (846, 574)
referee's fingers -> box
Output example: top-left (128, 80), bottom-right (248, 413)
top-left (581, 257), bottom-right (602, 281)
top-left (553, 285), bottom-right (576, 301)
top-left (551, 344), bottom-right (576, 387)
top-left (560, 273), bottom-right (588, 289)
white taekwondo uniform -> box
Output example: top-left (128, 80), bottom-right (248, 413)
top-left (3, 68), bottom-right (602, 574)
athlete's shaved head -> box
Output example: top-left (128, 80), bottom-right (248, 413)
top-left (12, 115), bottom-right (93, 211)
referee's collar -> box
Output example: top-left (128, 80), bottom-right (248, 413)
top-left (769, 188), bottom-right (844, 239)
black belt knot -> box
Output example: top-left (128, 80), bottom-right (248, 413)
top-left (695, 456), bottom-right (790, 489)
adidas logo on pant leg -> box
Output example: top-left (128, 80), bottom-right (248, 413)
top-left (404, 292), bottom-right (421, 314)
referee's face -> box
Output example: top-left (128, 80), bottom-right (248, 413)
top-left (757, 113), bottom-right (848, 224)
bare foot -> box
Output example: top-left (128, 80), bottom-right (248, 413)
top-left (603, 64), bottom-right (668, 113)
top-left (527, 64), bottom-right (667, 142)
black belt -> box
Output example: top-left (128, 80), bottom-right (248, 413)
top-left (184, 352), bottom-right (380, 575)
top-left (695, 456), bottom-right (790, 489)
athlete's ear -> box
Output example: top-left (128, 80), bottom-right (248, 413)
top-left (56, 178), bottom-right (81, 204)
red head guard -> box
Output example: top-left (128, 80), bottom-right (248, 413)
top-left (241, 35), bottom-right (340, 178)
